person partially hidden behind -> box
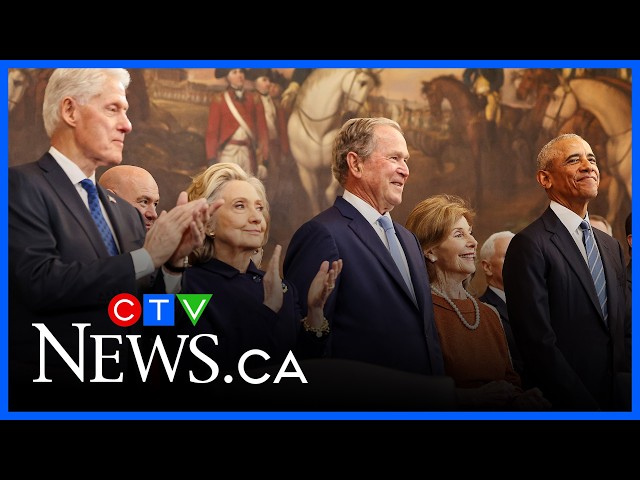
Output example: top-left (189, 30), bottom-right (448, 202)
top-left (589, 214), bottom-right (613, 236)
top-left (284, 117), bottom-right (447, 388)
top-left (406, 194), bottom-right (550, 410)
top-left (173, 163), bottom-right (341, 402)
top-left (624, 212), bottom-right (631, 373)
top-left (477, 230), bottom-right (524, 378)
top-left (503, 133), bottom-right (630, 411)
top-left (8, 68), bottom-right (217, 411)
top-left (99, 164), bottom-right (160, 231)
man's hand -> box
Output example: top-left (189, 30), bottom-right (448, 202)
top-left (144, 192), bottom-right (223, 269)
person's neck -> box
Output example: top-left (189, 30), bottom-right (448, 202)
top-left (51, 140), bottom-right (98, 178)
top-left (548, 195), bottom-right (589, 219)
top-left (430, 277), bottom-right (468, 300)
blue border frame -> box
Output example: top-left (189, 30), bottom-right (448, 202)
top-left (1, 59), bottom-right (637, 420)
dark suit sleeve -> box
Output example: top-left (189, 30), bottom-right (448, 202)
top-left (9, 167), bottom-right (139, 312)
top-left (283, 220), bottom-right (339, 318)
top-left (503, 232), bottom-right (599, 409)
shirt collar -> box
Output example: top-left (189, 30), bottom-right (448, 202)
top-left (549, 200), bottom-right (588, 234)
top-left (342, 189), bottom-right (390, 227)
top-left (49, 146), bottom-right (97, 185)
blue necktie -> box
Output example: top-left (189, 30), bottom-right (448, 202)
top-left (378, 215), bottom-right (416, 301)
top-left (80, 179), bottom-right (119, 256)
top-left (580, 220), bottom-right (608, 324)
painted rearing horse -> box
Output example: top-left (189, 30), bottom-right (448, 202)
top-left (421, 75), bottom-right (488, 208)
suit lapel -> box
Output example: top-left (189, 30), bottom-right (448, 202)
top-left (97, 183), bottom-right (129, 251)
top-left (483, 289), bottom-right (509, 321)
top-left (543, 208), bottom-right (604, 322)
top-left (594, 228), bottom-right (620, 331)
top-left (335, 197), bottom-right (418, 307)
top-left (38, 154), bottom-right (112, 257)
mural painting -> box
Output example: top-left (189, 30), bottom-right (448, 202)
top-left (7, 67), bottom-right (632, 294)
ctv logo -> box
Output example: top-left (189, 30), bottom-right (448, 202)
top-left (108, 293), bottom-right (212, 327)
top-left (30, 292), bottom-right (308, 384)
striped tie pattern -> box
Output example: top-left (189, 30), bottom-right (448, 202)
top-left (580, 220), bottom-right (608, 323)
top-left (80, 179), bottom-right (119, 256)
top-left (378, 215), bottom-right (416, 301)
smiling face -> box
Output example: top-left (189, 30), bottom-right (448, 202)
top-left (431, 215), bottom-right (478, 283)
top-left (72, 76), bottom-right (132, 169)
top-left (210, 179), bottom-right (267, 259)
top-left (358, 124), bottom-right (410, 214)
top-left (537, 135), bottom-right (599, 215)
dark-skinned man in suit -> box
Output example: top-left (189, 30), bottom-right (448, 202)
top-left (503, 133), bottom-right (630, 411)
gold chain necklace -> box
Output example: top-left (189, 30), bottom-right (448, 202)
top-left (430, 285), bottom-right (481, 330)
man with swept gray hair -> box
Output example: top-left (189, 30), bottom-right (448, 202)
top-left (478, 230), bottom-right (523, 377)
top-left (9, 68), bottom-right (219, 410)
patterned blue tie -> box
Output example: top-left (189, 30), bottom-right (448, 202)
top-left (80, 179), bottom-right (119, 256)
top-left (378, 215), bottom-right (416, 301)
top-left (580, 220), bottom-right (608, 324)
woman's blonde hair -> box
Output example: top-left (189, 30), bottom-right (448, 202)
top-left (405, 194), bottom-right (475, 281)
top-left (186, 162), bottom-right (269, 264)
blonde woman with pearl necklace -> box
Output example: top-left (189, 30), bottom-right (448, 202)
top-left (406, 194), bottom-right (550, 410)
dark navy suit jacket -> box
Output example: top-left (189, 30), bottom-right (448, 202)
top-left (283, 196), bottom-right (445, 376)
top-left (9, 153), bottom-right (153, 409)
top-left (503, 207), bottom-right (630, 410)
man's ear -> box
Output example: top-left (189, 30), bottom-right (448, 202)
top-left (481, 259), bottom-right (492, 276)
top-left (347, 152), bottom-right (361, 176)
top-left (537, 169), bottom-right (552, 189)
top-left (60, 97), bottom-right (78, 127)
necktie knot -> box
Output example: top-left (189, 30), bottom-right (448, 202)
top-left (80, 178), bottom-right (97, 194)
top-left (378, 214), bottom-right (394, 233)
top-left (580, 220), bottom-right (591, 232)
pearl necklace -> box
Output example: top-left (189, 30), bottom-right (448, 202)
top-left (430, 285), bottom-right (481, 330)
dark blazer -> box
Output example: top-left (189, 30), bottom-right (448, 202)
top-left (503, 207), bottom-right (630, 410)
top-left (9, 153), bottom-right (152, 408)
top-left (283, 196), bottom-right (445, 376)
top-left (478, 287), bottom-right (524, 378)
top-left (177, 258), bottom-right (323, 373)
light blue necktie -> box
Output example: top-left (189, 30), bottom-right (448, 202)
top-left (80, 179), bottom-right (119, 256)
top-left (378, 215), bottom-right (416, 301)
top-left (580, 220), bottom-right (608, 324)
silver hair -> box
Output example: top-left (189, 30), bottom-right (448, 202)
top-left (479, 230), bottom-right (515, 262)
top-left (42, 68), bottom-right (131, 138)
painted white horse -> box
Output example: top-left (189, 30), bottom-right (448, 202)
top-left (543, 77), bottom-right (631, 226)
top-left (287, 68), bottom-right (382, 215)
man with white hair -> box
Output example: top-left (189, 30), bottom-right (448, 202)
top-left (478, 230), bottom-right (523, 377)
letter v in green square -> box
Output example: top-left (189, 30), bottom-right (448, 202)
top-left (176, 294), bottom-right (212, 326)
